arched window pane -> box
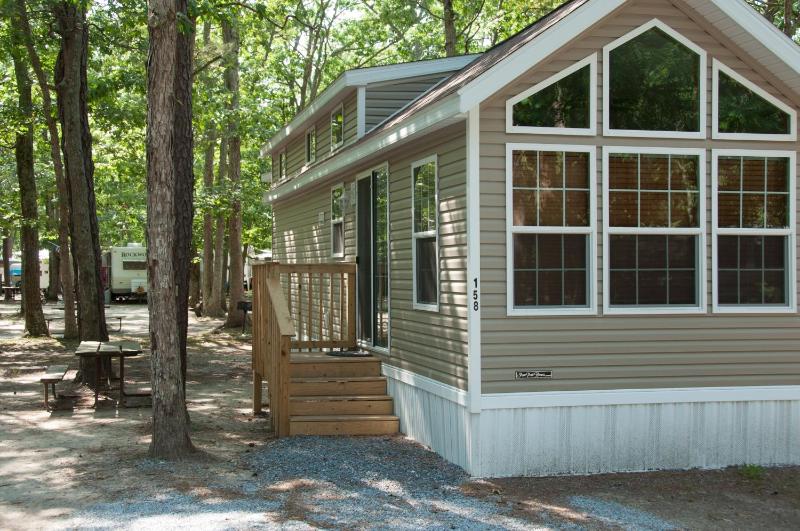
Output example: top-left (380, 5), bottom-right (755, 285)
top-left (513, 65), bottom-right (590, 128)
top-left (718, 72), bottom-right (791, 135)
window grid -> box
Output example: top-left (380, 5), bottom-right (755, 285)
top-left (718, 236), bottom-right (786, 305)
top-left (508, 145), bottom-right (595, 315)
top-left (603, 148), bottom-right (705, 315)
top-left (412, 157), bottom-right (439, 311)
top-left (513, 234), bottom-right (588, 307)
top-left (717, 157), bottom-right (789, 229)
top-left (713, 151), bottom-right (795, 312)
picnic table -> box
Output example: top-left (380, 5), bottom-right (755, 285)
top-left (75, 340), bottom-right (148, 407)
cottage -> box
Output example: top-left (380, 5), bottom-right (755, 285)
top-left (259, 0), bottom-right (800, 477)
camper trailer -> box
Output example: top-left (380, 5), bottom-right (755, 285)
top-left (104, 244), bottom-right (147, 300)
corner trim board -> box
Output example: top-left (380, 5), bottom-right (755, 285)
top-left (466, 106), bottom-right (482, 414)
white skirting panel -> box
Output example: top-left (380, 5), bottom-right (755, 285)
top-left (477, 400), bottom-right (800, 477)
top-left (383, 366), bottom-right (471, 470)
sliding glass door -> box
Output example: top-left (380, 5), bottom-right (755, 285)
top-left (357, 167), bottom-right (389, 349)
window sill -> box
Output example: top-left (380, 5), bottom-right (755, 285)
top-left (413, 303), bottom-right (439, 313)
top-left (602, 128), bottom-right (705, 140)
top-left (712, 304), bottom-right (797, 314)
top-left (602, 305), bottom-right (706, 316)
top-left (508, 306), bottom-right (597, 317)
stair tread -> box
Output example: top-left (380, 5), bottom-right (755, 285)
top-left (291, 395), bottom-right (393, 402)
top-left (291, 376), bottom-right (386, 383)
top-left (291, 414), bottom-right (399, 421)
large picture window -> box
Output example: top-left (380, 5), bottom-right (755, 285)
top-left (712, 151), bottom-right (796, 312)
top-left (712, 60), bottom-right (797, 142)
top-left (412, 156), bottom-right (438, 310)
top-left (603, 148), bottom-right (705, 314)
top-left (603, 20), bottom-right (706, 138)
top-left (506, 54), bottom-right (597, 136)
top-left (507, 144), bottom-right (596, 315)
top-left (331, 184), bottom-right (344, 258)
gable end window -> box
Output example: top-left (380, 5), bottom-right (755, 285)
top-left (713, 60), bottom-right (797, 141)
top-left (331, 104), bottom-right (344, 152)
top-left (412, 156), bottom-right (439, 311)
top-left (506, 54), bottom-right (597, 136)
top-left (331, 184), bottom-right (345, 258)
top-left (712, 150), bottom-right (796, 312)
top-left (603, 20), bottom-right (706, 138)
top-left (603, 148), bottom-right (706, 314)
top-left (507, 144), bottom-right (596, 316)
top-left (305, 127), bottom-right (317, 164)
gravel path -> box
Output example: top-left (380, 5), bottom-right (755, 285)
top-left (59, 436), bottom-right (585, 530)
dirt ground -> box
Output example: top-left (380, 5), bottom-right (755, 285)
top-left (1, 301), bottom-right (799, 530)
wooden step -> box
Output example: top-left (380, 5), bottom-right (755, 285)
top-left (290, 376), bottom-right (387, 397)
top-left (290, 415), bottom-right (399, 436)
top-left (290, 355), bottom-right (381, 378)
top-left (290, 395), bottom-right (394, 416)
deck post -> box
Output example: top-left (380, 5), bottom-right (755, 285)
top-left (253, 371), bottom-right (262, 414)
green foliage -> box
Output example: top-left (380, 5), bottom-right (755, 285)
top-left (739, 464), bottom-right (766, 481)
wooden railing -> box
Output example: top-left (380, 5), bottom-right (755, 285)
top-left (251, 261), bottom-right (357, 436)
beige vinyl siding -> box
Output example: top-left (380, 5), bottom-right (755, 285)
top-left (364, 74), bottom-right (451, 131)
top-left (272, 123), bottom-right (469, 389)
top-left (479, 0), bottom-right (800, 393)
top-left (386, 124), bottom-right (469, 389)
top-left (343, 92), bottom-right (358, 145)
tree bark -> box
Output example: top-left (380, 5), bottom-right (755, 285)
top-left (54, 1), bottom-right (108, 383)
top-left (146, 0), bottom-right (195, 459)
top-left (188, 243), bottom-right (201, 309)
top-left (784, 0), bottom-right (794, 37)
top-left (18, 0), bottom-right (78, 338)
top-left (205, 136), bottom-right (227, 318)
top-left (2, 232), bottom-right (12, 302)
top-left (201, 126), bottom-right (216, 310)
top-left (442, 0), bottom-right (457, 57)
top-left (10, 40), bottom-right (48, 337)
top-left (222, 16), bottom-right (244, 329)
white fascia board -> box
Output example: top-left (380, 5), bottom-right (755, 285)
top-left (707, 0), bottom-right (800, 80)
top-left (265, 95), bottom-right (464, 204)
top-left (263, 55), bottom-right (481, 156)
top-left (457, 0), bottom-right (626, 112)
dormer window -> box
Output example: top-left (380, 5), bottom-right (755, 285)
top-left (331, 104), bottom-right (344, 151)
top-left (604, 20), bottom-right (706, 138)
top-left (713, 60), bottom-right (797, 141)
top-left (506, 54), bottom-right (597, 136)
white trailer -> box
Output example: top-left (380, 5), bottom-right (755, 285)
top-left (105, 244), bottom-right (147, 300)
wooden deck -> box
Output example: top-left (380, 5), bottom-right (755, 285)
top-left (252, 263), bottom-right (398, 437)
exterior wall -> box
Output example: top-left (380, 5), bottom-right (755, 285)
top-left (364, 73), bottom-right (451, 131)
top-left (272, 123), bottom-right (469, 390)
top-left (478, 0), bottom-right (800, 394)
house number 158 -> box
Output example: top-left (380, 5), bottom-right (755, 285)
top-left (472, 278), bottom-right (479, 312)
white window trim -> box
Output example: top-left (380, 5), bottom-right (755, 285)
top-left (331, 183), bottom-right (345, 259)
top-left (505, 143), bottom-right (598, 316)
top-left (602, 19), bottom-right (707, 140)
top-left (330, 103), bottom-right (344, 152)
top-left (305, 126), bottom-right (316, 164)
top-left (279, 150), bottom-right (287, 179)
top-left (602, 146), bottom-right (707, 315)
top-left (505, 53), bottom-right (598, 137)
top-left (411, 154), bottom-right (440, 312)
top-left (711, 149), bottom-right (797, 314)
top-left (712, 60), bottom-right (798, 142)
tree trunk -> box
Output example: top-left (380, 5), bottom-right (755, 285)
top-left (188, 243), bottom-right (201, 309)
top-left (48, 248), bottom-right (60, 302)
top-left (201, 126), bottom-right (216, 310)
top-left (146, 0), bottom-right (195, 459)
top-left (442, 0), bottom-right (457, 57)
top-left (784, 0), bottom-right (794, 37)
top-left (2, 232), bottom-right (12, 302)
top-left (205, 136), bottom-right (227, 318)
top-left (223, 17), bottom-right (244, 329)
top-left (54, 1), bottom-right (108, 380)
top-left (11, 41), bottom-right (48, 337)
top-left (18, 0), bottom-right (78, 338)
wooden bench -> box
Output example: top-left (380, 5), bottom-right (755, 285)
top-left (40, 365), bottom-right (69, 410)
